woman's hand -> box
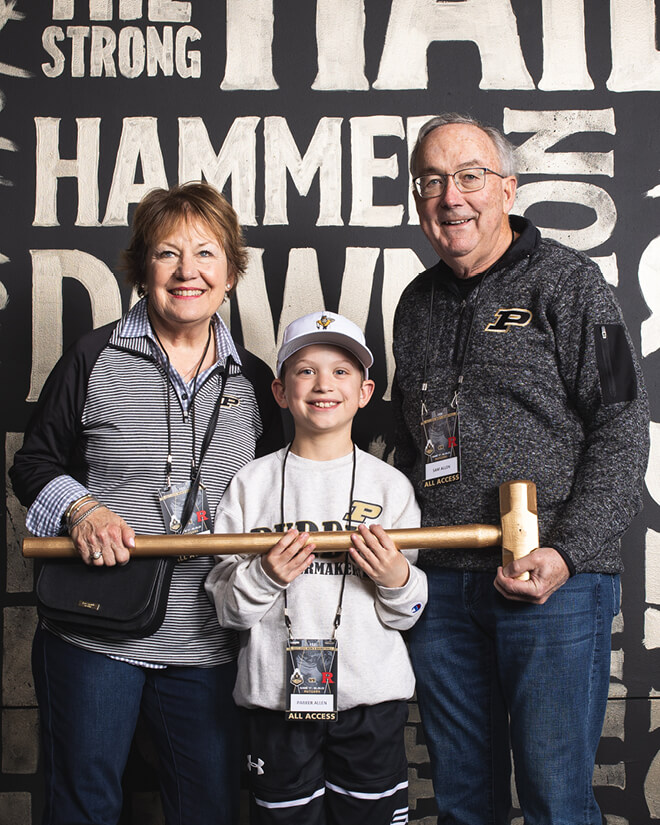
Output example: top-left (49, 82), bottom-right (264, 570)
top-left (349, 524), bottom-right (409, 588)
top-left (70, 504), bottom-right (135, 567)
top-left (260, 529), bottom-right (316, 586)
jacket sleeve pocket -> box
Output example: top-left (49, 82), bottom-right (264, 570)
top-left (594, 324), bottom-right (637, 404)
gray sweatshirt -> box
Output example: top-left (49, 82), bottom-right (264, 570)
top-left (206, 447), bottom-right (426, 711)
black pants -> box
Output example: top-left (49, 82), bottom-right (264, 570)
top-left (243, 700), bottom-right (409, 825)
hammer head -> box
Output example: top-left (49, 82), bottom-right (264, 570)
top-left (499, 480), bottom-right (539, 578)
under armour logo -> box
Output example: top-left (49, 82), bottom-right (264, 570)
top-left (484, 308), bottom-right (532, 333)
top-left (247, 755), bottom-right (265, 775)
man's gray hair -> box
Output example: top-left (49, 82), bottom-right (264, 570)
top-left (410, 113), bottom-right (518, 179)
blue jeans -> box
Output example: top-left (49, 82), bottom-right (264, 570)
top-left (32, 626), bottom-right (240, 825)
top-left (408, 570), bottom-right (619, 825)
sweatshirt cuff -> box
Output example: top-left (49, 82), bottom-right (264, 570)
top-left (549, 543), bottom-right (576, 577)
top-left (251, 556), bottom-right (288, 594)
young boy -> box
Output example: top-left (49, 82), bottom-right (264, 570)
top-left (206, 310), bottom-right (427, 825)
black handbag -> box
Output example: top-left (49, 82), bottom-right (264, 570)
top-left (34, 364), bottom-right (232, 639)
top-left (36, 557), bottom-right (175, 639)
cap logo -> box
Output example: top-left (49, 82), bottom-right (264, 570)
top-left (315, 314), bottom-right (334, 330)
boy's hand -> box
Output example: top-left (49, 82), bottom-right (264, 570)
top-left (261, 528), bottom-right (316, 586)
top-left (349, 524), bottom-right (409, 588)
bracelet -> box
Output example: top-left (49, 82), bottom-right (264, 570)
top-left (69, 501), bottom-right (104, 531)
top-left (64, 493), bottom-right (94, 522)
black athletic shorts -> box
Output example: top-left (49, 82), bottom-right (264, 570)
top-left (243, 700), bottom-right (410, 824)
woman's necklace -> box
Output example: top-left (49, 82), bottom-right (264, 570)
top-left (153, 325), bottom-right (215, 382)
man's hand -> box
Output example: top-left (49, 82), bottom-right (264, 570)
top-left (349, 524), bottom-right (410, 588)
top-left (261, 529), bottom-right (315, 585)
top-left (494, 547), bottom-right (570, 604)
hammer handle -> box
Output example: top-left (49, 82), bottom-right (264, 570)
top-left (22, 523), bottom-right (503, 559)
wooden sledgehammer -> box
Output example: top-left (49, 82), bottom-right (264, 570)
top-left (22, 480), bottom-right (539, 571)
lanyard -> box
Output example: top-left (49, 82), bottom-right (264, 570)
top-left (421, 228), bottom-right (515, 413)
top-left (421, 275), bottom-right (486, 415)
top-left (153, 321), bottom-right (233, 534)
top-left (280, 444), bottom-right (357, 640)
top-left (153, 322), bottom-right (213, 487)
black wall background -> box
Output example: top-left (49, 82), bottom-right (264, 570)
top-left (0, 2), bottom-right (658, 823)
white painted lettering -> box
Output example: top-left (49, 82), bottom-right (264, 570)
top-left (374, 0), bottom-right (533, 90)
top-left (148, 0), bottom-right (191, 23)
top-left (34, 117), bottom-right (101, 227)
top-left (504, 109), bottom-right (615, 177)
top-left (538, 0), bottom-right (593, 90)
top-left (146, 25), bottom-right (173, 76)
top-left (90, 25), bottom-right (117, 76)
top-left (118, 26), bottom-right (145, 77)
top-left (178, 116), bottom-right (259, 225)
top-left (41, 27), bottom-right (66, 77)
top-left (609, 0), bottom-right (660, 91)
top-left (28, 249), bottom-right (121, 400)
top-left (313, 0), bottom-right (368, 91)
top-left (264, 117), bottom-right (342, 226)
top-left (103, 117), bottom-right (168, 225)
top-left (514, 181), bottom-right (617, 253)
top-left (350, 116), bottom-right (404, 227)
top-left (175, 25), bottom-right (200, 77)
top-left (52, 0), bottom-right (190, 22)
top-left (221, 0), bottom-right (277, 90)
top-left (67, 25), bottom-right (90, 77)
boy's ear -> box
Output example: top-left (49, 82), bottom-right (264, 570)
top-left (358, 379), bottom-right (375, 409)
top-left (271, 378), bottom-right (289, 409)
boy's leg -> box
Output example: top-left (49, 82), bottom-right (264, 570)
top-left (325, 700), bottom-right (410, 825)
top-left (242, 707), bottom-right (326, 825)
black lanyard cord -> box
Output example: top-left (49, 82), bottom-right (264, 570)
top-left (152, 320), bottom-right (234, 534)
top-left (152, 321), bottom-right (213, 485)
top-left (177, 362), bottom-right (231, 534)
top-left (280, 444), bottom-right (357, 639)
top-left (422, 225), bottom-right (515, 411)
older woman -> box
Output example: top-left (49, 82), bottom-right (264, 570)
top-left (10, 182), bottom-right (282, 825)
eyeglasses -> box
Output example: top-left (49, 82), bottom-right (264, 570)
top-left (413, 167), bottom-right (506, 198)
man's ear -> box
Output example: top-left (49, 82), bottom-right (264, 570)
top-left (358, 379), bottom-right (376, 409)
top-left (271, 378), bottom-right (289, 410)
top-left (502, 175), bottom-right (517, 213)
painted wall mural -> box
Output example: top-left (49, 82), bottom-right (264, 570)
top-left (0, 1), bottom-right (658, 822)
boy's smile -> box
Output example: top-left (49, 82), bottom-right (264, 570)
top-left (272, 344), bottom-right (374, 456)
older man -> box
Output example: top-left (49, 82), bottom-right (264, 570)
top-left (392, 113), bottom-right (649, 824)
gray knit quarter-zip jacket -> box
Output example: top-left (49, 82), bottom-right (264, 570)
top-left (392, 216), bottom-right (649, 575)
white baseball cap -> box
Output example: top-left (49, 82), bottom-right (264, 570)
top-left (276, 311), bottom-right (374, 378)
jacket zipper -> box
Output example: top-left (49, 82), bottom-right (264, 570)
top-left (600, 325), bottom-right (616, 401)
